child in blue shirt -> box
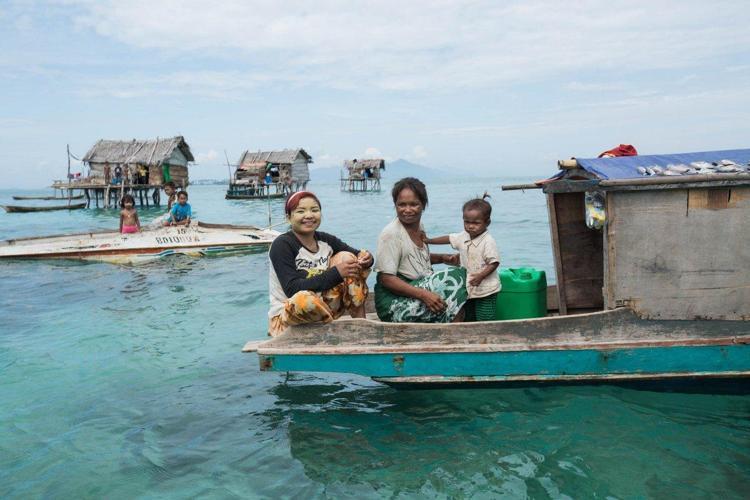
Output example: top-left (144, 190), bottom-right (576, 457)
top-left (169, 191), bottom-right (192, 226)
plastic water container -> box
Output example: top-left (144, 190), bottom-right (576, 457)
top-left (495, 268), bottom-right (547, 320)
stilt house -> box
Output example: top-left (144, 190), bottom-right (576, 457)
top-left (82, 136), bottom-right (194, 188)
top-left (341, 158), bottom-right (385, 192)
top-left (227, 149), bottom-right (312, 199)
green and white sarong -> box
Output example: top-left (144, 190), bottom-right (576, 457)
top-left (375, 267), bottom-right (468, 323)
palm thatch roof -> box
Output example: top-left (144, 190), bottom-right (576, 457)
top-left (238, 149), bottom-right (312, 166)
top-left (82, 136), bottom-right (194, 165)
top-left (344, 159), bottom-right (385, 170)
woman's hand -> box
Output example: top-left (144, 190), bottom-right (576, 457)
top-left (357, 250), bottom-right (373, 268)
top-left (418, 289), bottom-right (446, 313)
top-left (335, 259), bottom-right (362, 278)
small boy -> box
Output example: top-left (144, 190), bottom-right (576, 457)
top-left (169, 191), bottom-right (192, 226)
top-left (425, 194), bottom-right (500, 321)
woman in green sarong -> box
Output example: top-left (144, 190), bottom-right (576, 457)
top-left (374, 177), bottom-right (468, 322)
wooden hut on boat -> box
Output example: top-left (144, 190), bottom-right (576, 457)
top-left (52, 136), bottom-right (194, 208)
top-left (245, 148), bottom-right (750, 389)
top-left (341, 159), bottom-right (385, 192)
top-left (226, 149), bottom-right (312, 199)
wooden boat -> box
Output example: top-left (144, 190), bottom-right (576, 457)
top-left (1, 203), bottom-right (87, 213)
top-left (12, 195), bottom-right (85, 201)
top-left (245, 148), bottom-right (750, 388)
top-left (0, 221), bottom-right (279, 264)
top-left (226, 190), bottom-right (286, 200)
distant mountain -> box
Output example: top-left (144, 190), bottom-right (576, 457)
top-left (310, 159), bottom-right (449, 182)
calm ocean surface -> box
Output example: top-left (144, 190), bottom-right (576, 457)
top-left (1, 179), bottom-right (748, 498)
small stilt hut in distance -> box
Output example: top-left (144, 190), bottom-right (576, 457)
top-left (341, 158), bottom-right (385, 192)
top-left (53, 136), bottom-right (194, 208)
top-left (226, 149), bottom-right (312, 199)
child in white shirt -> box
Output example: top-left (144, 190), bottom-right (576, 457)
top-left (425, 194), bottom-right (500, 321)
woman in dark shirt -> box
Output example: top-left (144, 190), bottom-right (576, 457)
top-left (268, 191), bottom-right (373, 336)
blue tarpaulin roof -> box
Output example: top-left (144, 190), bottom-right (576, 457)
top-left (574, 148), bottom-right (750, 180)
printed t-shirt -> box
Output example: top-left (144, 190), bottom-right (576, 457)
top-left (374, 218), bottom-right (432, 280)
top-left (171, 202), bottom-right (192, 222)
top-left (268, 231), bottom-right (360, 318)
top-left (449, 230), bottom-right (501, 298)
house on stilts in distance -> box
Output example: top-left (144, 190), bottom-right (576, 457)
top-left (226, 149), bottom-right (312, 199)
top-left (53, 136), bottom-right (194, 208)
top-left (341, 159), bottom-right (385, 192)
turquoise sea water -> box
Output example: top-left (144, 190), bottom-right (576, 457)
top-left (1, 180), bottom-right (748, 498)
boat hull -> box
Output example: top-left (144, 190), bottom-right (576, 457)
top-left (2, 203), bottom-right (87, 212)
top-left (252, 308), bottom-right (750, 388)
top-left (0, 222), bottom-right (279, 264)
top-left (12, 195), bottom-right (85, 201)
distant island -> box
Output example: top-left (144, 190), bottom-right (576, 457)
top-left (310, 158), bottom-right (451, 182)
top-left (190, 179), bottom-right (229, 185)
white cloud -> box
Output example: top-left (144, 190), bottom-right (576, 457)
top-left (410, 146), bottom-right (427, 160)
top-left (363, 147), bottom-right (382, 158)
top-left (194, 149), bottom-right (219, 164)
top-left (60, 0), bottom-right (750, 93)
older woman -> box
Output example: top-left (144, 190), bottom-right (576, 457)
top-left (374, 177), bottom-right (468, 322)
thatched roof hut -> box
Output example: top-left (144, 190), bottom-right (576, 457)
top-left (344, 159), bottom-right (385, 179)
top-left (235, 149), bottom-right (312, 185)
top-left (82, 136), bottom-right (194, 187)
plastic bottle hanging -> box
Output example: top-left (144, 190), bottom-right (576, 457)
top-left (584, 191), bottom-right (606, 230)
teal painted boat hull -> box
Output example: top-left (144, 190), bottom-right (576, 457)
top-left (252, 308), bottom-right (750, 387)
top-left (259, 344), bottom-right (750, 380)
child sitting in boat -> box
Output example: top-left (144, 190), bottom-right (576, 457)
top-left (267, 191), bottom-right (373, 336)
top-left (163, 181), bottom-right (177, 211)
top-left (119, 194), bottom-right (141, 234)
top-left (169, 191), bottom-right (192, 226)
top-left (424, 194), bottom-right (500, 321)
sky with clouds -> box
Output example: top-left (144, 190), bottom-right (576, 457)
top-left (1, 0), bottom-right (749, 187)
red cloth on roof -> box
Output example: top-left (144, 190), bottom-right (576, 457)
top-left (598, 144), bottom-right (638, 158)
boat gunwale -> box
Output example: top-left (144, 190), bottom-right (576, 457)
top-left (256, 335), bottom-right (749, 356)
top-left (251, 307), bottom-right (750, 355)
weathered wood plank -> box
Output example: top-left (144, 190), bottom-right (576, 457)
top-left (256, 308), bottom-right (750, 352)
top-left (551, 193), bottom-right (603, 310)
top-left (606, 187), bottom-right (750, 320)
top-left (546, 193), bottom-right (567, 315)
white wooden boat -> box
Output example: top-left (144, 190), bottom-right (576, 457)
top-left (0, 221), bottom-right (279, 264)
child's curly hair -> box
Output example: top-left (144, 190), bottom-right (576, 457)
top-left (462, 192), bottom-right (491, 220)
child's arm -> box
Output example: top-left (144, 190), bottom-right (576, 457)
top-left (468, 261), bottom-right (499, 287)
top-left (119, 211), bottom-right (124, 232)
top-left (135, 212), bottom-right (141, 231)
top-left (424, 234), bottom-right (450, 245)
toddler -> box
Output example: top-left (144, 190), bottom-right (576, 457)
top-left (425, 194), bottom-right (500, 321)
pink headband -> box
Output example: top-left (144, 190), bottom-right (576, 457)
top-left (285, 191), bottom-right (321, 215)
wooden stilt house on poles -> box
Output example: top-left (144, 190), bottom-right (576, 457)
top-left (340, 159), bottom-right (385, 192)
top-left (226, 149), bottom-right (312, 199)
top-left (52, 136), bottom-right (194, 208)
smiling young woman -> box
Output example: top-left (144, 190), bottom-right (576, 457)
top-left (267, 191), bottom-right (374, 336)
